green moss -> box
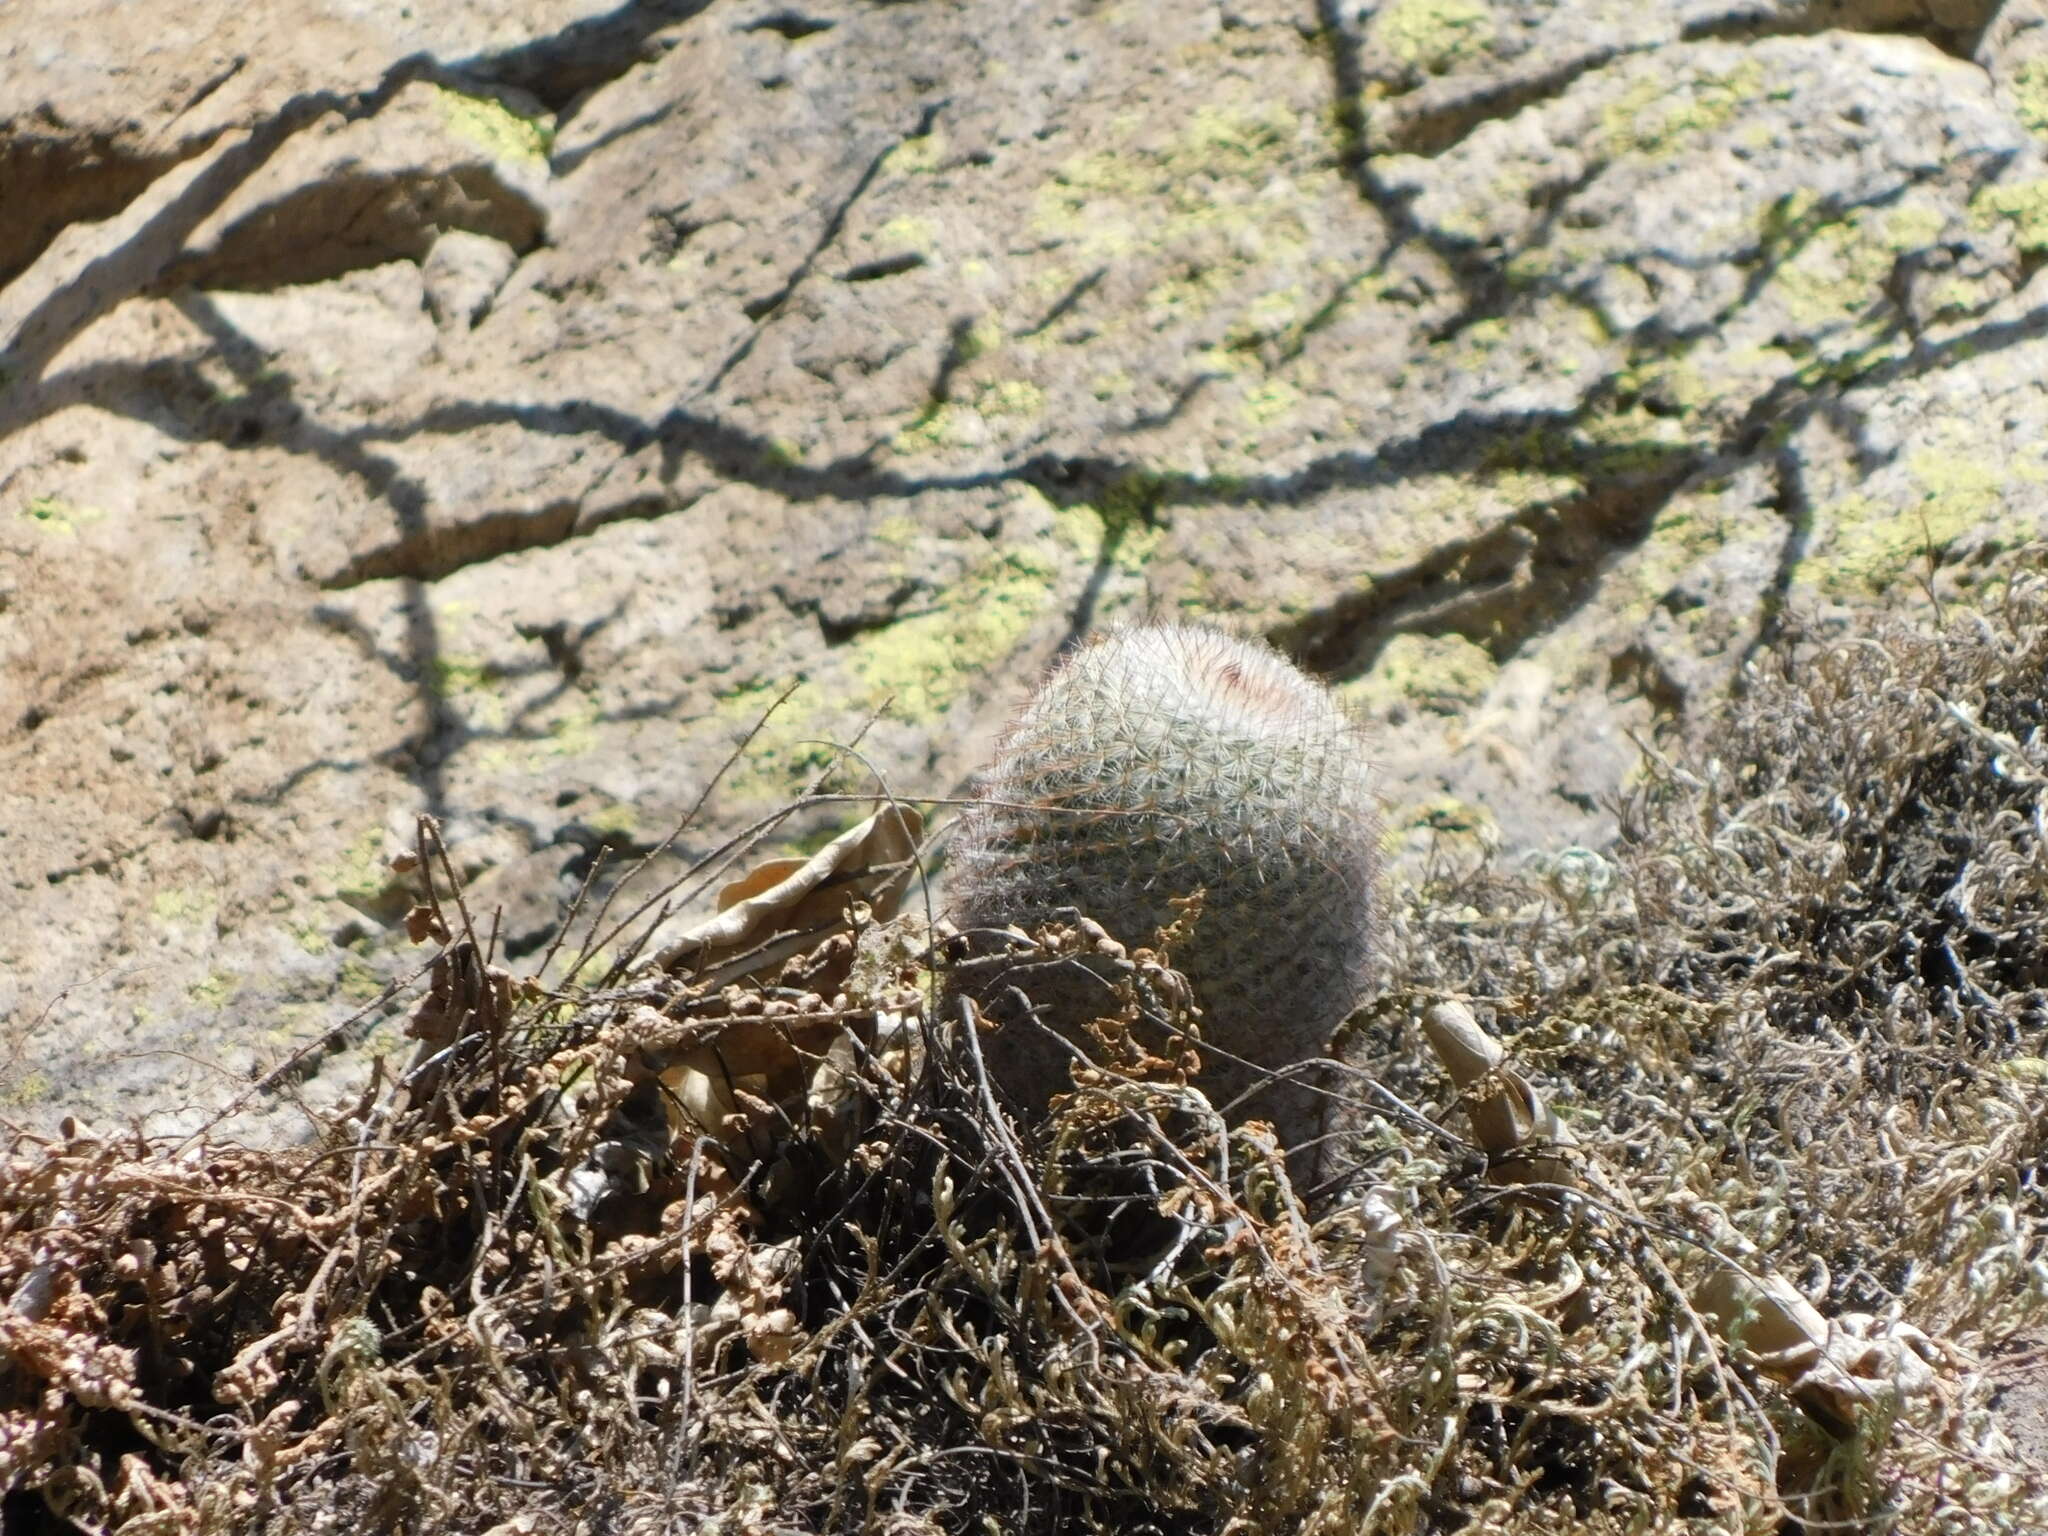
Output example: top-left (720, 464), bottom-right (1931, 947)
top-left (1599, 58), bottom-right (1762, 158)
top-left (1971, 179), bottom-right (2048, 255)
top-left (435, 88), bottom-right (553, 165)
top-left (1379, 0), bottom-right (1494, 75)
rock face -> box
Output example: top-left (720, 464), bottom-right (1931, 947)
top-left (3, 0), bottom-right (2045, 1133)
top-left (949, 625), bottom-right (1381, 1146)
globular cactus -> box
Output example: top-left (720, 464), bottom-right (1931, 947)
top-left (948, 623), bottom-right (1382, 1151)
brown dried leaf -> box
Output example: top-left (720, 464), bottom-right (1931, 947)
top-left (648, 805), bottom-right (923, 984)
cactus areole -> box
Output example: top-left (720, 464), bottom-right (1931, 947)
top-left (948, 624), bottom-right (1382, 1145)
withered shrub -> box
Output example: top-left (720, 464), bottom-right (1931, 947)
top-left (4, 578), bottom-right (2046, 1535)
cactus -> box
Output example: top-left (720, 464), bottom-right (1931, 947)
top-left (948, 624), bottom-right (1382, 1148)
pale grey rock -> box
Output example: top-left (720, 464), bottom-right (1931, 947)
top-left (2, 0), bottom-right (2045, 1145)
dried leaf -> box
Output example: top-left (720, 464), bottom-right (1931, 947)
top-left (647, 805), bottom-right (923, 984)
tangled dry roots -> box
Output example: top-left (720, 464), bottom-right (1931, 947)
top-left (3, 579), bottom-right (2047, 1535)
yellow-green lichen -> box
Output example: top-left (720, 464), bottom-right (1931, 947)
top-left (891, 402), bottom-right (974, 456)
top-left (1394, 793), bottom-right (1499, 843)
top-left (1482, 405), bottom-right (1687, 482)
top-left (21, 496), bottom-right (104, 535)
top-left (882, 124), bottom-right (947, 176)
top-left (338, 955), bottom-right (387, 1003)
top-left (436, 88), bottom-right (553, 165)
top-left (889, 380), bottom-right (1043, 457)
top-left (1052, 499), bottom-right (1165, 578)
top-left (1802, 445), bottom-right (2043, 596)
top-left (875, 215), bottom-right (936, 251)
top-left (1599, 58), bottom-right (1762, 159)
top-left (871, 513), bottom-right (921, 550)
top-left (1765, 195), bottom-right (1955, 334)
top-left (1971, 179), bottom-right (2048, 255)
top-left (975, 379), bottom-right (1045, 418)
top-left (759, 437), bottom-right (806, 470)
top-left (151, 887), bottom-right (217, 926)
top-left (429, 654), bottom-right (510, 731)
top-left (707, 680), bottom-right (840, 801)
top-left (1241, 377), bottom-right (1301, 427)
top-left (1378, 0), bottom-right (1494, 75)
top-left (2010, 58), bottom-right (2048, 139)
top-left (188, 971), bottom-right (238, 1008)
top-left (1032, 100), bottom-right (1315, 263)
top-left (958, 316), bottom-right (1005, 363)
top-left (326, 825), bottom-right (400, 915)
top-left (843, 543), bottom-right (1060, 722)
top-left (530, 698), bottom-right (602, 765)
top-left (1344, 633), bottom-right (1499, 717)
top-left (1, 1070), bottom-right (50, 1107)
top-left (588, 803), bottom-right (639, 839)
top-left (1882, 203), bottom-right (1948, 252)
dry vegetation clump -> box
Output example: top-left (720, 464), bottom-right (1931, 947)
top-left (4, 581), bottom-right (2047, 1535)
top-left (1361, 574), bottom-right (2048, 1527)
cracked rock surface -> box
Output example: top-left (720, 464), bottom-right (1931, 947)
top-left (3, 0), bottom-right (2045, 1134)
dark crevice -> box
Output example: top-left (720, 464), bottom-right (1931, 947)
top-left (1679, 2), bottom-right (1998, 59)
top-left (1369, 43), bottom-right (1643, 158)
top-left (154, 163), bottom-right (547, 294)
top-left (839, 250), bottom-right (927, 282)
top-left (0, 135), bottom-right (216, 287)
top-left (453, 0), bottom-right (716, 115)
top-left (742, 12), bottom-right (837, 41)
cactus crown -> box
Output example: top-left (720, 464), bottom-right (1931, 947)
top-left (949, 624), bottom-right (1382, 1082)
